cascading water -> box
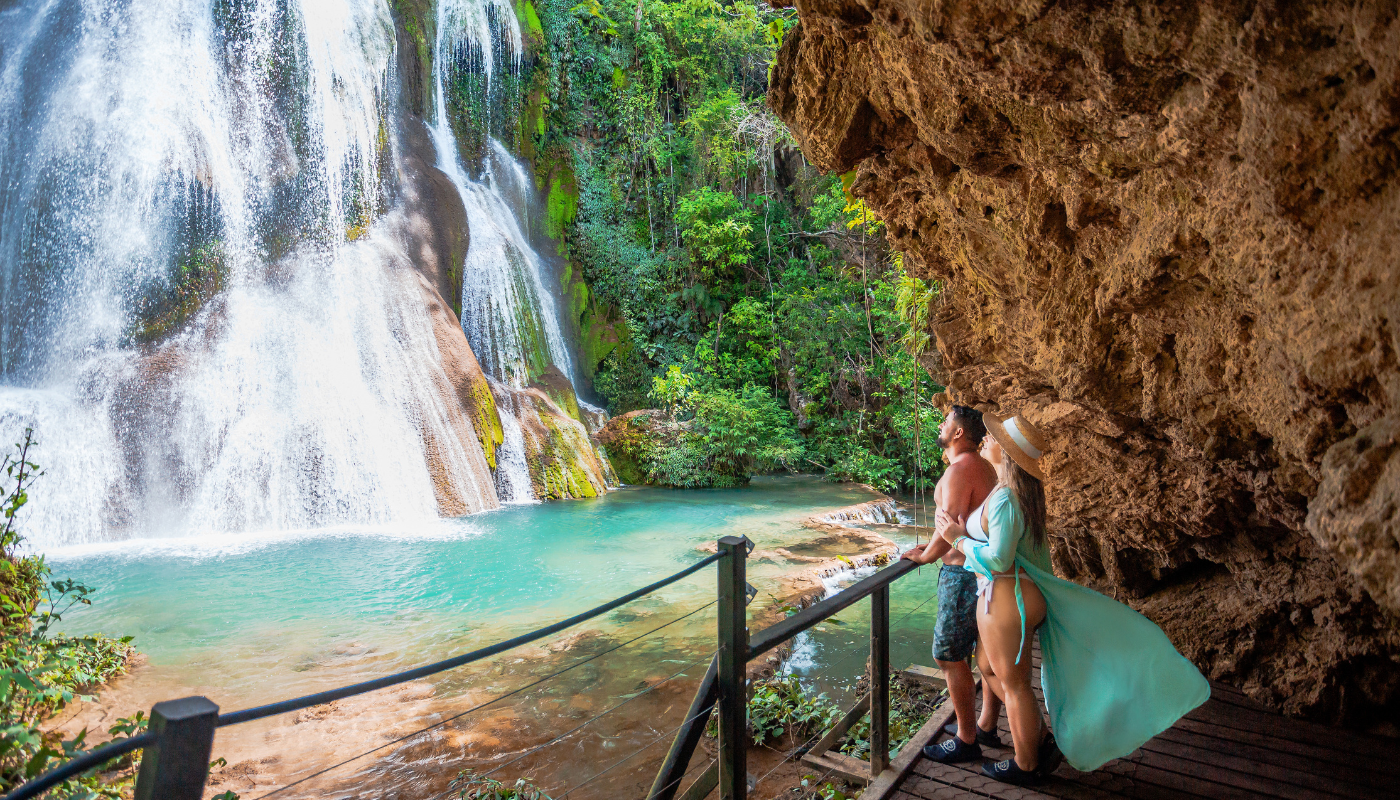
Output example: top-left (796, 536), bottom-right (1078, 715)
top-left (0, 0), bottom-right (506, 547)
top-left (428, 0), bottom-right (607, 502)
top-left (428, 0), bottom-right (575, 387)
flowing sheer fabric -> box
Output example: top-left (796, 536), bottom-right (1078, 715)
top-left (957, 487), bottom-right (1211, 771)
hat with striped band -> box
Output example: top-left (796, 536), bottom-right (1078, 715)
top-left (983, 411), bottom-right (1047, 481)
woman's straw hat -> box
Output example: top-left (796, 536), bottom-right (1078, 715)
top-left (983, 411), bottom-right (1048, 481)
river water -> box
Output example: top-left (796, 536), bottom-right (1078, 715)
top-left (49, 477), bottom-right (943, 798)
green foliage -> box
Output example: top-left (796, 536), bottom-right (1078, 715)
top-left (719, 671), bottom-right (941, 772)
top-left (534, 0), bottom-right (944, 492)
top-left (799, 775), bottom-right (852, 800)
top-left (635, 382), bottom-right (803, 487)
top-left (1, 432), bottom-right (141, 798)
top-left (744, 675), bottom-right (841, 745)
top-left (649, 365), bottom-right (696, 415)
top-left (0, 430), bottom-right (40, 562)
top-left (689, 384), bottom-right (803, 477)
top-left (832, 679), bottom-right (943, 763)
top-left (677, 186), bottom-right (755, 286)
top-left (452, 769), bottom-right (553, 800)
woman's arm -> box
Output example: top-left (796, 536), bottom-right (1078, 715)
top-left (956, 489), bottom-right (1023, 574)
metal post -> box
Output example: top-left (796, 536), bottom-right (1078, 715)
top-left (870, 585), bottom-right (890, 776)
top-left (717, 536), bottom-right (748, 800)
top-left (133, 696), bottom-right (219, 800)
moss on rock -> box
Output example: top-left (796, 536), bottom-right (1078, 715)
top-left (545, 167), bottom-right (578, 243)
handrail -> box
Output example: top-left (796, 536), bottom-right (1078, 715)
top-left (218, 551), bottom-right (724, 726)
top-left (2, 552), bottom-right (726, 800)
top-left (0, 732), bottom-right (155, 800)
top-left (748, 557), bottom-right (917, 658)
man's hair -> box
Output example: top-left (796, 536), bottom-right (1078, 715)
top-left (949, 405), bottom-right (987, 445)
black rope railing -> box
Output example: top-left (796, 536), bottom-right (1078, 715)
top-left (257, 601), bottom-right (719, 799)
top-left (1, 553), bottom-right (726, 800)
top-left (0, 732), bottom-right (154, 800)
top-left (219, 552), bottom-right (724, 726)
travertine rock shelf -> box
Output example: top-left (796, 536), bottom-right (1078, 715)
top-left (770, 0), bottom-right (1400, 727)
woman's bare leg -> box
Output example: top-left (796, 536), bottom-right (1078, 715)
top-left (976, 571), bottom-right (1047, 771)
top-left (974, 641), bottom-right (1005, 733)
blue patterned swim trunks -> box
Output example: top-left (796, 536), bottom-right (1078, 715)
top-left (933, 563), bottom-right (978, 662)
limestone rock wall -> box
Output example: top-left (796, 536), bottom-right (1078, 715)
top-left (770, 0), bottom-right (1400, 727)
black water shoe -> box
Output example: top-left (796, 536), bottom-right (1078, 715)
top-left (1037, 733), bottom-right (1064, 777)
top-left (982, 757), bottom-right (1044, 786)
top-left (922, 736), bottom-right (982, 764)
top-left (942, 721), bottom-right (1002, 747)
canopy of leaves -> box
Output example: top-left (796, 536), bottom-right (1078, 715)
top-left (536, 0), bottom-right (945, 491)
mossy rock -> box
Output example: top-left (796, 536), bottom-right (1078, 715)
top-left (579, 303), bottom-right (633, 383)
top-left (128, 244), bottom-right (227, 344)
top-left (467, 371), bottom-right (505, 470)
top-left (595, 410), bottom-right (666, 486)
top-left (530, 365), bottom-right (585, 423)
top-left (519, 390), bottom-right (606, 498)
top-left (545, 165), bottom-right (579, 243)
top-left (519, 0), bottom-right (545, 45)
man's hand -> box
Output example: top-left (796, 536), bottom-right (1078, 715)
top-left (903, 533), bottom-right (954, 565)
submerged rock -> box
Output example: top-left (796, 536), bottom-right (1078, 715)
top-left (770, 0), bottom-right (1400, 726)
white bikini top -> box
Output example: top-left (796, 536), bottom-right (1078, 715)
top-left (963, 490), bottom-right (994, 543)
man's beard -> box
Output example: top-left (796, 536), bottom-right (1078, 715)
top-left (937, 431), bottom-right (951, 449)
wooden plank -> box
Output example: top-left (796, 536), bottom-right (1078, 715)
top-left (909, 760), bottom-right (1149, 800)
top-left (1172, 716), bottom-right (1390, 775)
top-left (1134, 731), bottom-right (1350, 800)
top-left (800, 750), bottom-right (873, 786)
top-left (676, 761), bottom-right (717, 800)
top-left (911, 762), bottom-right (1134, 800)
top-left (1205, 689), bottom-right (1278, 715)
top-left (903, 665), bottom-right (949, 690)
top-left (809, 692), bottom-right (871, 756)
top-left (1187, 700), bottom-right (1398, 759)
top-left (872, 586), bottom-right (892, 775)
top-left (1153, 724), bottom-right (1392, 794)
top-left (863, 699), bottom-right (957, 800)
top-left (904, 759), bottom-right (1060, 800)
top-left (1046, 766), bottom-right (1177, 800)
top-left (1094, 757), bottom-right (1246, 799)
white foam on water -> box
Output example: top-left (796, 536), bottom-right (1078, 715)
top-left (0, 0), bottom-right (501, 548)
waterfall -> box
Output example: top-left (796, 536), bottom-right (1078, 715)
top-left (0, 0), bottom-right (505, 548)
top-left (428, 0), bottom-right (607, 503)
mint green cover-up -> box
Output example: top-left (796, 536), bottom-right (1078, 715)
top-left (956, 487), bottom-right (1211, 772)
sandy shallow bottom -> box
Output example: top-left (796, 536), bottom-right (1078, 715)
top-left (45, 479), bottom-right (948, 799)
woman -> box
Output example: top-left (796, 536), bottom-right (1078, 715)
top-left (934, 412), bottom-right (1210, 786)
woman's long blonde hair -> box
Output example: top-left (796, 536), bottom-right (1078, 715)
top-left (998, 457), bottom-right (1047, 549)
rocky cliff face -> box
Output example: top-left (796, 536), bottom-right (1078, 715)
top-left (770, 0), bottom-right (1400, 728)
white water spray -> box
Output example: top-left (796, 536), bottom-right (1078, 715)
top-left (0, 0), bottom-right (500, 547)
top-left (428, 1), bottom-right (577, 388)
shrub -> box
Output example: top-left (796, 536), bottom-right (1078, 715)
top-left (452, 769), bottom-right (553, 800)
top-left (0, 430), bottom-right (144, 798)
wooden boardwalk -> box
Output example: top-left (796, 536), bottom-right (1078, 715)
top-left (887, 648), bottom-right (1400, 800)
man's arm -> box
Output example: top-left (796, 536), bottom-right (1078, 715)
top-left (903, 535), bottom-right (951, 564)
top-left (901, 461), bottom-right (974, 565)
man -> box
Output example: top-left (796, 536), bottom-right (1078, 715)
top-left (901, 405), bottom-right (1002, 762)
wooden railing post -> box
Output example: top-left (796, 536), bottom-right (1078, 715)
top-left (133, 696), bottom-right (219, 800)
top-left (717, 536), bottom-right (749, 800)
top-left (870, 585), bottom-right (890, 776)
